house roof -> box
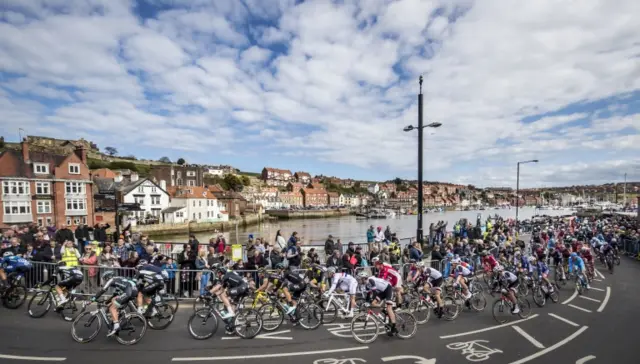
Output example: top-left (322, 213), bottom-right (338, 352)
top-left (295, 171), bottom-right (311, 178)
top-left (212, 190), bottom-right (247, 201)
top-left (162, 206), bottom-right (185, 213)
top-left (93, 177), bottom-right (116, 194)
top-left (264, 167), bottom-right (292, 174)
top-left (91, 168), bottom-right (116, 178)
top-left (328, 192), bottom-right (339, 197)
top-left (167, 186), bottom-right (215, 199)
top-left (0, 149), bottom-right (70, 179)
top-left (303, 188), bottom-right (328, 195)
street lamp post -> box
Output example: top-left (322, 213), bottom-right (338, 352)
top-left (404, 76), bottom-right (442, 245)
top-left (515, 159), bottom-right (538, 236)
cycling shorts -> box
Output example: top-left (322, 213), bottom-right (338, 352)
top-left (375, 285), bottom-right (394, 304)
top-left (427, 277), bottom-right (443, 291)
top-left (141, 281), bottom-right (164, 296)
top-left (507, 280), bottom-right (519, 292)
top-left (58, 275), bottom-right (83, 290)
top-left (286, 282), bottom-right (306, 300)
top-left (228, 284), bottom-right (248, 300)
top-left (114, 285), bottom-right (138, 308)
top-left (340, 280), bottom-right (358, 296)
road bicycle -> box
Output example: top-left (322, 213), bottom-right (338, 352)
top-left (257, 290), bottom-right (323, 331)
top-left (0, 271), bottom-right (27, 309)
top-left (71, 298), bottom-right (147, 345)
top-left (187, 294), bottom-right (262, 340)
top-left (27, 275), bottom-right (82, 321)
top-left (408, 289), bottom-right (458, 324)
top-left (530, 276), bottom-right (559, 307)
top-left (450, 278), bottom-right (487, 313)
top-left (491, 288), bottom-right (531, 324)
top-left (350, 303), bottom-right (417, 344)
top-left (126, 289), bottom-right (175, 330)
top-left (319, 292), bottom-right (354, 323)
top-left (573, 271), bottom-right (590, 296)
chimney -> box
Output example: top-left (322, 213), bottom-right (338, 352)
top-left (160, 180), bottom-right (167, 191)
top-left (130, 172), bottom-right (139, 182)
top-left (114, 173), bottom-right (123, 183)
top-left (74, 145), bottom-right (87, 165)
top-left (21, 138), bottom-right (29, 162)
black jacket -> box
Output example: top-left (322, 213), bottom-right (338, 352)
top-left (324, 239), bottom-right (335, 256)
top-left (93, 224), bottom-right (110, 242)
top-left (75, 225), bottom-right (90, 241)
top-left (54, 229), bottom-right (74, 244)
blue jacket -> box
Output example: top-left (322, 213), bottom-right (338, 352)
top-left (409, 247), bottom-right (423, 261)
top-left (568, 256), bottom-right (585, 273)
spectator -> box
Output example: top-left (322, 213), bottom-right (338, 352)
top-left (379, 247), bottom-right (391, 263)
top-left (162, 258), bottom-right (178, 294)
top-left (268, 246), bottom-right (282, 269)
top-left (341, 249), bottom-right (355, 273)
top-left (346, 242), bottom-right (356, 255)
top-left (307, 248), bottom-right (320, 265)
top-left (369, 246), bottom-right (379, 262)
top-left (206, 245), bottom-right (219, 266)
top-left (99, 244), bottom-right (119, 268)
top-left (215, 235), bottom-right (226, 255)
top-left (54, 224), bottom-right (74, 245)
top-left (188, 235), bottom-right (199, 252)
top-left (288, 232), bottom-right (298, 246)
top-left (324, 234), bottom-right (336, 257)
top-left (79, 245), bottom-right (98, 293)
top-left (366, 225), bottom-right (375, 243)
top-left (178, 244), bottom-right (196, 298)
top-left (60, 240), bottom-right (80, 267)
top-left (93, 223), bottom-right (110, 243)
top-left (286, 238), bottom-right (301, 270)
top-left (46, 222), bottom-right (57, 240)
top-left (409, 241), bottom-right (424, 261)
top-left (24, 243), bottom-right (35, 260)
top-left (431, 244), bottom-right (444, 261)
top-left (275, 230), bottom-right (286, 250)
top-left (195, 250), bottom-right (210, 296)
top-left (33, 238), bottom-right (54, 262)
top-left (75, 223), bottom-right (90, 250)
top-left (113, 238), bottom-right (130, 265)
top-left (326, 250), bottom-right (341, 268)
top-left (1, 237), bottom-right (25, 256)
top-left (354, 246), bottom-right (364, 267)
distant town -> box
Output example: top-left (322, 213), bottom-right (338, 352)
top-left (0, 135), bottom-right (637, 230)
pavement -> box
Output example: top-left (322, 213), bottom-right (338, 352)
top-left (1, 259), bottom-right (638, 364)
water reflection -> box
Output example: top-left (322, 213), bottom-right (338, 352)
top-left (151, 207), bottom-right (572, 245)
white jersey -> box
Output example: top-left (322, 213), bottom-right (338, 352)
top-left (423, 268), bottom-right (442, 281)
top-left (454, 265), bottom-right (471, 277)
top-left (365, 276), bottom-right (391, 292)
top-left (327, 273), bottom-right (358, 295)
top-left (501, 271), bottom-right (518, 283)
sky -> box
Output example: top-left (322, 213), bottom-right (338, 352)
top-left (1, 0), bottom-right (639, 188)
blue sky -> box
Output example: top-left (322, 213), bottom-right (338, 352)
top-left (1, 0), bottom-right (639, 187)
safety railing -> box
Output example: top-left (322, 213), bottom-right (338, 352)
top-left (621, 238), bottom-right (640, 259)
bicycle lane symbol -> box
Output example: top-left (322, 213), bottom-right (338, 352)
top-left (446, 340), bottom-right (503, 362)
top-left (313, 359), bottom-right (366, 364)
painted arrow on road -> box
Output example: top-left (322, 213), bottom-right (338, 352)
top-left (381, 355), bottom-right (437, 364)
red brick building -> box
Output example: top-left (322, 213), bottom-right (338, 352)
top-left (302, 188), bottom-right (328, 207)
top-left (0, 139), bottom-right (94, 229)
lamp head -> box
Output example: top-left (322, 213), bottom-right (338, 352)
top-left (403, 125), bottom-right (414, 132)
top-left (427, 122), bottom-right (442, 128)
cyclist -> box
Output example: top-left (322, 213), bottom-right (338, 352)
top-left (0, 252), bottom-right (32, 290)
top-left (357, 270), bottom-right (398, 336)
top-left (305, 264), bottom-right (327, 293)
top-left (91, 271), bottom-right (138, 337)
top-left (209, 265), bottom-right (248, 321)
top-left (480, 251), bottom-right (500, 282)
top-left (135, 260), bottom-right (167, 315)
top-left (324, 266), bottom-right (358, 318)
top-left (568, 252), bottom-right (590, 289)
top-left (372, 257), bottom-right (403, 306)
top-left (405, 260), bottom-right (420, 283)
top-left (579, 246), bottom-right (594, 278)
top-left (532, 256), bottom-right (554, 292)
top-left (418, 265), bottom-right (444, 317)
top-left (54, 261), bottom-right (84, 307)
top-left (492, 266), bottom-right (521, 314)
top-left (281, 267), bottom-right (307, 315)
top-left (450, 258), bottom-right (473, 300)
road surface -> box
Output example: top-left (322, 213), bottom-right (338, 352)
top-left (1, 258), bottom-right (637, 364)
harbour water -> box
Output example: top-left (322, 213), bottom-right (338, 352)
top-left (152, 207), bottom-right (573, 245)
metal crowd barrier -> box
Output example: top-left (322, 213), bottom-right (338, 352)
top-left (622, 238), bottom-right (640, 258)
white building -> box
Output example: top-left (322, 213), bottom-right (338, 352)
top-left (205, 167), bottom-right (224, 176)
top-left (367, 183), bottom-right (380, 194)
top-left (163, 186), bottom-right (228, 223)
top-left (118, 175), bottom-right (170, 221)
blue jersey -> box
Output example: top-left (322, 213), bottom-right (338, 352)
top-left (2, 255), bottom-right (32, 273)
top-left (568, 256), bottom-right (585, 273)
top-left (536, 261), bottom-right (549, 275)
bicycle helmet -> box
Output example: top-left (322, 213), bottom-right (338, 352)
top-left (446, 253), bottom-right (454, 260)
top-left (371, 257), bottom-right (380, 264)
top-left (528, 256), bottom-right (536, 263)
top-left (326, 267), bottom-right (337, 275)
top-left (216, 266), bottom-right (228, 275)
top-left (493, 266), bottom-right (503, 273)
top-left (136, 259), bottom-right (148, 269)
top-left (357, 271), bottom-right (370, 279)
top-left (275, 263), bottom-right (286, 270)
top-left (451, 258), bottom-right (461, 265)
top-left (56, 261), bottom-right (67, 268)
top-left (101, 271), bottom-right (114, 282)
top-left (3, 251), bottom-right (14, 258)
top-left (570, 252), bottom-right (578, 258)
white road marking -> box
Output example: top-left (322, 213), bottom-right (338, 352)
top-left (597, 287), bottom-right (611, 313)
top-left (172, 347), bottom-right (369, 361)
top-left (548, 313), bottom-right (579, 327)
top-left (594, 270), bottom-right (605, 279)
top-left (381, 355), bottom-right (437, 364)
top-left (561, 289), bottom-right (578, 305)
top-left (589, 287), bottom-right (605, 292)
top-left (576, 355), bottom-right (596, 363)
top-left (439, 314), bottom-right (539, 339)
top-left (593, 279), bottom-right (603, 282)
top-left (568, 304), bottom-right (592, 313)
top-left (0, 354), bottom-right (66, 362)
top-left (221, 330), bottom-right (293, 341)
top-left (507, 326), bottom-right (588, 364)
top-left (578, 296), bottom-right (600, 303)
top-left (513, 326), bottom-right (545, 349)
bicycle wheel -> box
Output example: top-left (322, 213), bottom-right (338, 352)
top-left (548, 285), bottom-right (560, 303)
top-left (554, 267), bottom-right (566, 287)
top-left (148, 303), bottom-right (175, 330)
top-left (532, 287), bottom-right (546, 307)
top-left (3, 283), bottom-right (27, 309)
top-left (395, 311), bottom-right (418, 339)
top-left (187, 308), bottom-right (218, 340)
top-left (115, 312), bottom-right (147, 345)
top-left (59, 296), bottom-right (82, 322)
top-left (469, 290), bottom-right (487, 312)
top-left (71, 311), bottom-right (102, 343)
top-left (296, 303), bottom-right (323, 330)
top-left (234, 309), bottom-right (262, 339)
top-left (27, 291), bottom-right (52, 318)
top-left (318, 298), bottom-right (339, 324)
top-left (162, 293), bottom-right (179, 312)
top-left (408, 299), bottom-right (430, 324)
top-left (442, 295), bottom-right (459, 321)
top-left (516, 297), bottom-right (531, 319)
top-left (614, 256), bottom-right (621, 266)
top-left (257, 303), bottom-right (284, 332)
top-left (492, 300), bottom-right (511, 324)
top-left (350, 313), bottom-right (379, 344)
top-left (518, 279), bottom-right (529, 296)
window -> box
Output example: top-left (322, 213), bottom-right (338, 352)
top-left (192, 200), bottom-right (195, 207)
top-left (36, 182), bottom-right (50, 195)
top-left (68, 163), bottom-right (80, 174)
top-left (176, 178), bottom-right (182, 186)
top-left (66, 199), bottom-right (86, 211)
top-left (138, 186), bottom-right (144, 193)
top-left (65, 182), bottom-right (85, 194)
top-left (206, 200), bottom-right (210, 207)
top-left (192, 213), bottom-right (196, 220)
top-left (187, 180), bottom-right (196, 187)
top-left (151, 186), bottom-right (157, 193)
top-left (187, 171), bottom-right (196, 177)
top-left (37, 217), bottom-right (44, 226)
top-left (34, 163), bottom-right (49, 174)
top-left (198, 200), bottom-right (201, 207)
top-left (151, 196), bottom-right (160, 205)
top-left (37, 201), bottom-right (52, 214)
top-left (135, 197), bottom-right (145, 205)
top-left (4, 201), bottom-right (31, 215)
top-left (66, 217), bottom-right (72, 225)
top-left (2, 181), bottom-right (30, 195)
top-left (177, 172), bottom-right (182, 178)
top-left (198, 212), bottom-right (201, 219)
top-left (46, 217), bottom-right (52, 225)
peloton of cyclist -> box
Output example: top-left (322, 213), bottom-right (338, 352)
top-left (209, 265), bottom-right (249, 321)
top-left (450, 258), bottom-right (473, 301)
top-left (92, 271), bottom-right (138, 337)
top-left (372, 257), bottom-right (403, 306)
top-left (54, 261), bottom-right (84, 307)
top-left (532, 256), bottom-right (554, 292)
top-left (357, 270), bottom-right (398, 336)
top-left (324, 266), bottom-right (358, 318)
top-left (0, 252), bottom-right (32, 290)
top-left (134, 260), bottom-right (167, 315)
top-left (568, 252), bottom-right (591, 289)
top-left (417, 264), bottom-right (444, 317)
top-left (492, 266), bottom-right (521, 314)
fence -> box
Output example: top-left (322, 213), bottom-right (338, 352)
top-left (621, 238), bottom-right (640, 259)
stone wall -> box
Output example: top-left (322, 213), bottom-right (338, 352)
top-left (265, 208), bottom-right (351, 219)
top-left (135, 213), bottom-right (263, 236)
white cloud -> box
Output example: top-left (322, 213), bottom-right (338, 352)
top-left (0, 0), bottom-right (638, 187)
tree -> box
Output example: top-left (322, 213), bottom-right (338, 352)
top-left (177, 158), bottom-right (186, 165)
top-left (104, 146), bottom-right (118, 156)
top-left (159, 156), bottom-right (171, 163)
top-left (224, 174), bottom-right (244, 192)
top-left (393, 177), bottom-right (403, 185)
top-left (241, 175), bottom-right (251, 186)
